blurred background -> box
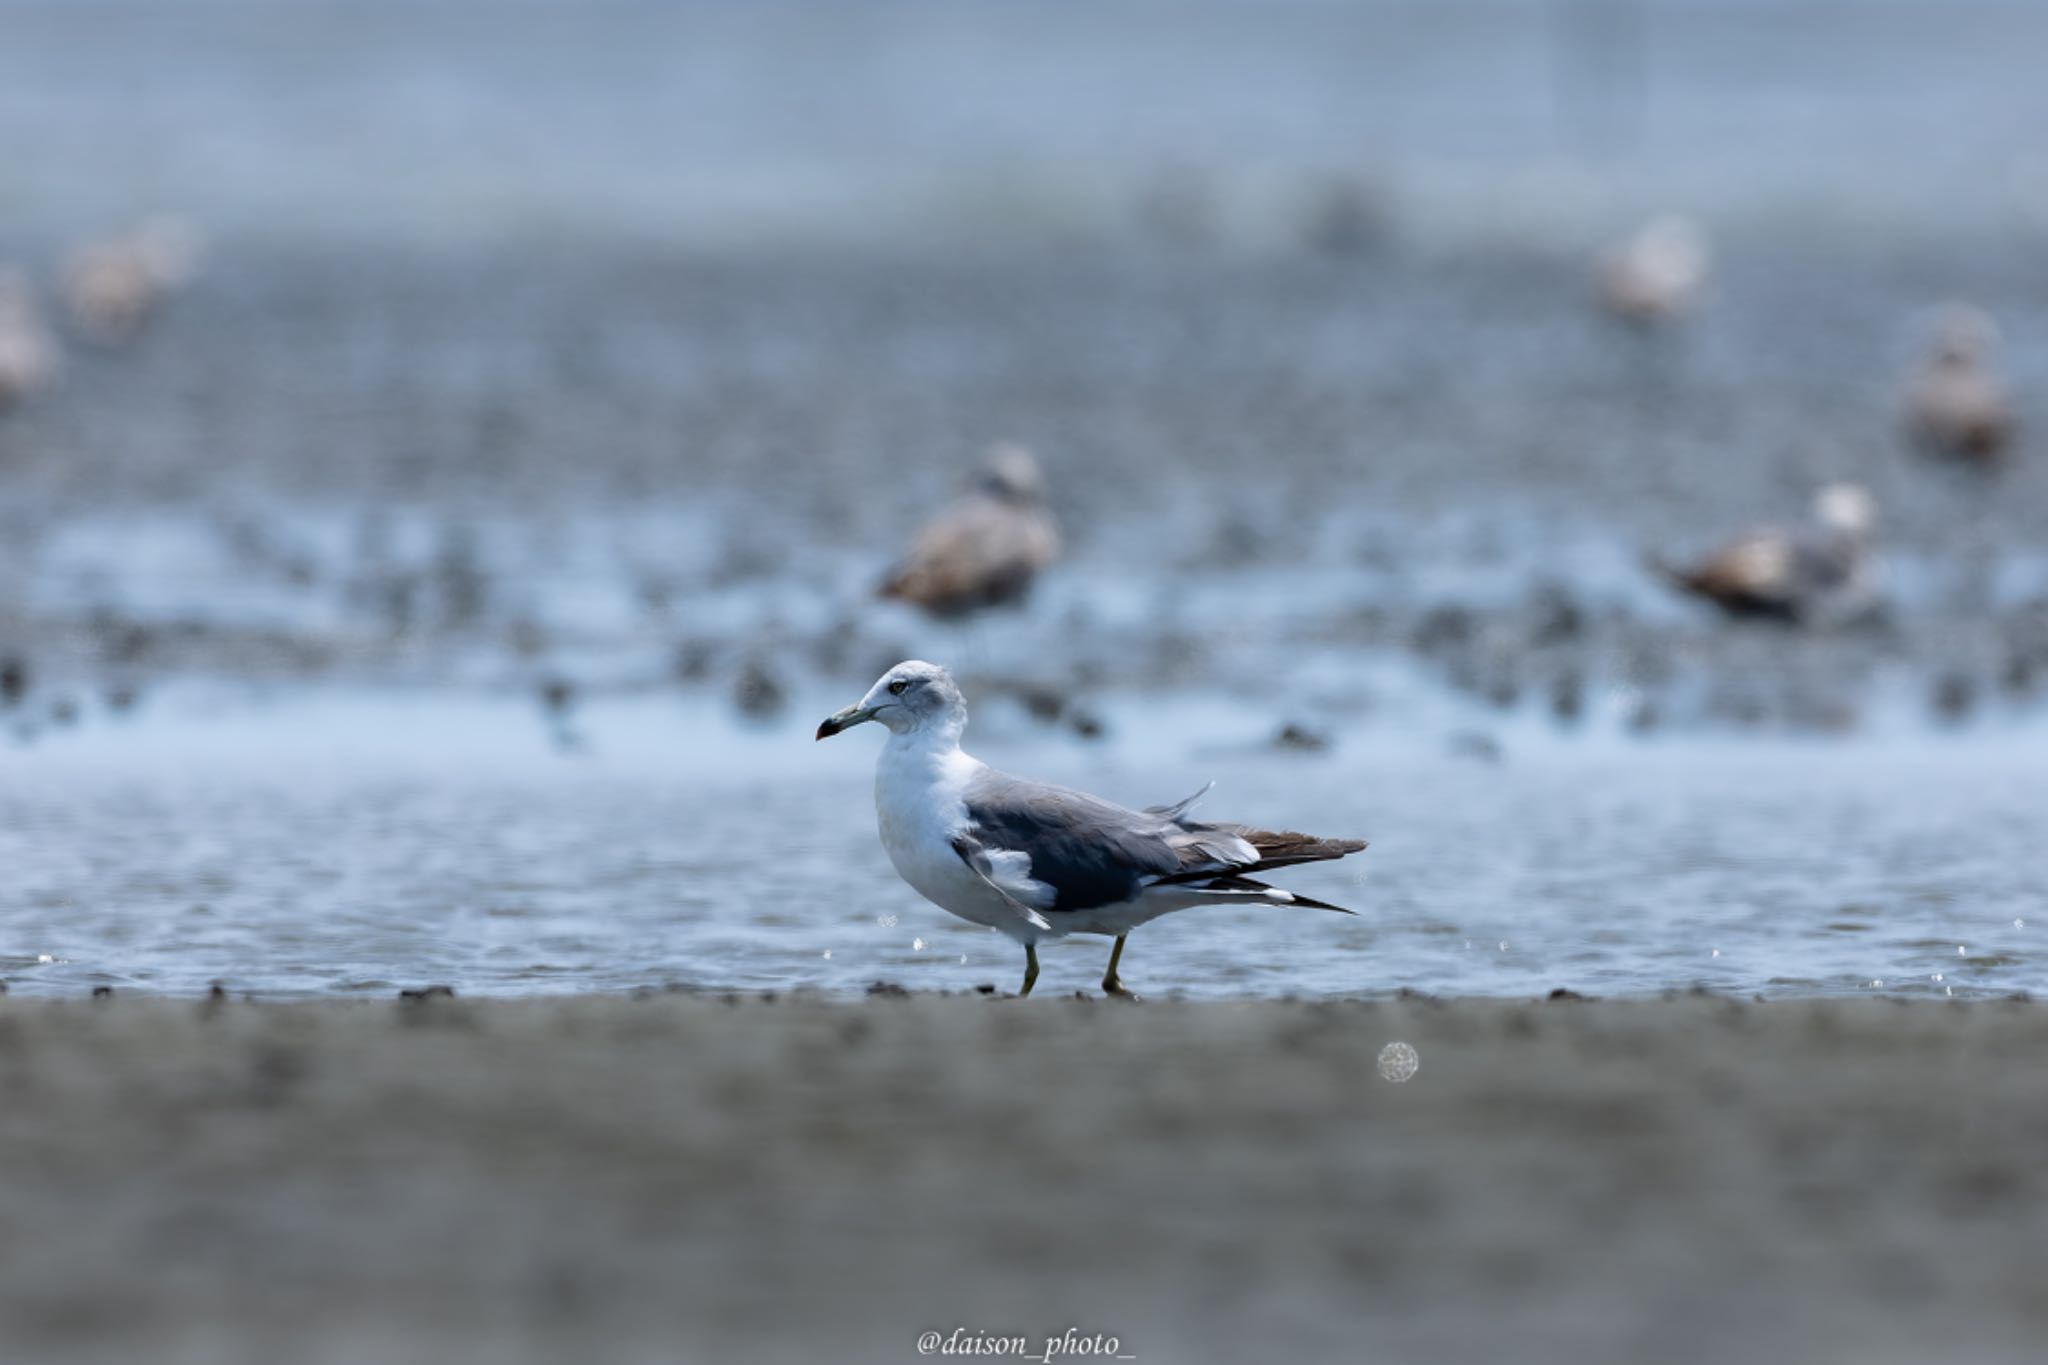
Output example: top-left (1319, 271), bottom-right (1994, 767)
top-left (3, 0), bottom-right (2046, 1001)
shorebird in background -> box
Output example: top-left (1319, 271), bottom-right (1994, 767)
top-left (1595, 216), bottom-right (1710, 327)
top-left (1904, 304), bottom-right (2014, 466)
top-left (1653, 484), bottom-right (1880, 626)
top-left (817, 661), bottom-right (1366, 998)
top-left (0, 268), bottom-right (59, 410)
top-left (878, 444), bottom-right (1060, 619)
top-left (62, 217), bottom-right (205, 344)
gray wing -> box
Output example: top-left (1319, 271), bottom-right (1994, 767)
top-left (961, 770), bottom-right (1254, 913)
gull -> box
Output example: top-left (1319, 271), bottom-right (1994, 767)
top-left (1594, 216), bottom-right (1710, 328)
top-left (878, 444), bottom-right (1060, 619)
top-left (1651, 484), bottom-right (1879, 625)
top-left (816, 661), bottom-right (1367, 997)
top-left (1904, 304), bottom-right (2014, 466)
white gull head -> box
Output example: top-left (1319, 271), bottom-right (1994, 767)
top-left (814, 660), bottom-right (968, 743)
top-left (972, 442), bottom-right (1048, 506)
top-left (1813, 483), bottom-right (1877, 539)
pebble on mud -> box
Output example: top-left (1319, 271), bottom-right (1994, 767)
top-left (1528, 585), bottom-right (1586, 646)
top-left (1272, 721), bottom-right (1331, 752)
top-left (1931, 672), bottom-right (1977, 722)
top-left (539, 677), bottom-right (576, 714)
top-left (1067, 709), bottom-right (1107, 741)
top-left (0, 658), bottom-right (27, 706)
top-left (1447, 731), bottom-right (1504, 765)
top-left (1549, 670), bottom-right (1585, 724)
top-left (1412, 605), bottom-right (1475, 654)
top-left (732, 658), bottom-right (788, 720)
top-left (1300, 176), bottom-right (1391, 256)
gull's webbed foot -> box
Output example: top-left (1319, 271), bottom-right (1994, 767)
top-left (1101, 935), bottom-right (1143, 1001)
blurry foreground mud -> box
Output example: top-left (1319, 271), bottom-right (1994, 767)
top-left (1, 993), bottom-right (2043, 1364)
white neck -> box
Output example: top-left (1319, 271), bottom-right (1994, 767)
top-left (882, 717), bottom-right (968, 766)
top-left (874, 720), bottom-right (983, 844)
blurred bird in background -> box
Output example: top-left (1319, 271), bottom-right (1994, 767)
top-left (0, 267), bottom-right (60, 410)
top-left (1652, 483), bottom-right (1879, 626)
top-left (1595, 215), bottom-right (1710, 327)
top-left (63, 216), bottom-right (205, 344)
top-left (1904, 303), bottom-right (2014, 466)
top-left (878, 443), bottom-right (1061, 619)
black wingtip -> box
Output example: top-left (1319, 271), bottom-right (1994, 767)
top-left (1201, 873), bottom-right (1360, 916)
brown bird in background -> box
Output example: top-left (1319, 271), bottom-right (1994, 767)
top-left (0, 267), bottom-right (60, 410)
top-left (1653, 484), bottom-right (1879, 626)
top-left (1903, 304), bottom-right (2014, 466)
top-left (878, 444), bottom-right (1060, 618)
top-left (1595, 216), bottom-right (1710, 327)
top-left (62, 216), bottom-right (205, 344)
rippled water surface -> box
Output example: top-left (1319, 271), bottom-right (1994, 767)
top-left (4, 691), bottom-right (2042, 1001)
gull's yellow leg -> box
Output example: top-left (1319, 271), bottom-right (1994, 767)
top-left (1102, 935), bottom-right (1139, 998)
top-left (1019, 943), bottom-right (1039, 998)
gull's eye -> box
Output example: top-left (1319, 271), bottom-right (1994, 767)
top-left (887, 679), bottom-right (909, 696)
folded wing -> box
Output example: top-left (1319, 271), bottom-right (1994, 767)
top-left (959, 769), bottom-right (1364, 915)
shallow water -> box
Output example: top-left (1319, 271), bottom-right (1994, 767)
top-left (3, 688), bottom-right (2042, 1001)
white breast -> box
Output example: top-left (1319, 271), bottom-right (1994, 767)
top-left (873, 737), bottom-right (1049, 942)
